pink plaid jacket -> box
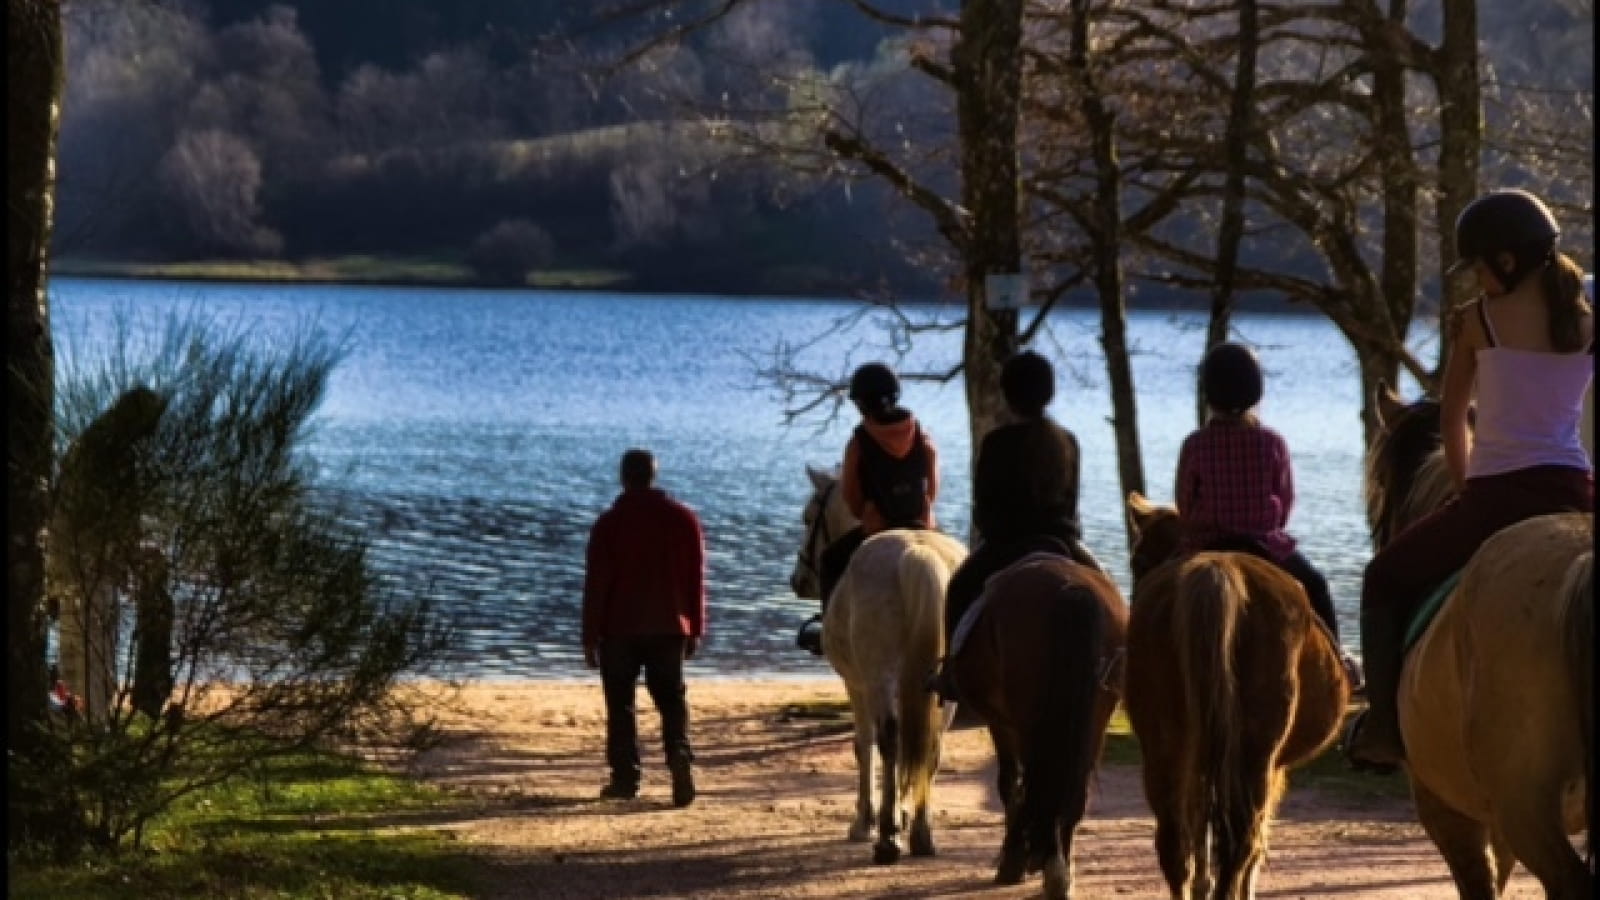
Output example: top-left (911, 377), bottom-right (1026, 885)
top-left (1174, 419), bottom-right (1297, 561)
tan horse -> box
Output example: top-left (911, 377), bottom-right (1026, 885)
top-left (1126, 493), bottom-right (1349, 900)
top-left (1369, 386), bottom-right (1594, 899)
top-left (948, 553), bottom-right (1127, 900)
top-left (790, 465), bottom-right (967, 864)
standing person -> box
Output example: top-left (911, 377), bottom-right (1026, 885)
top-left (928, 350), bottom-right (1102, 702)
top-left (795, 362), bottom-right (939, 656)
top-left (1175, 342), bottom-right (1356, 681)
top-left (50, 386), bottom-right (167, 722)
top-left (1345, 189), bottom-right (1593, 771)
top-left (582, 449), bottom-right (707, 807)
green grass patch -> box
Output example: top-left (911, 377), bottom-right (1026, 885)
top-left (1098, 705), bottom-right (1409, 800)
top-left (778, 698), bottom-right (853, 721)
top-left (7, 749), bottom-right (481, 900)
top-left (525, 268), bottom-right (632, 289)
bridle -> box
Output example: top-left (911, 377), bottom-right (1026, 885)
top-left (794, 480), bottom-right (838, 585)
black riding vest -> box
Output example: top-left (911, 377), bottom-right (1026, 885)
top-left (854, 422), bottom-right (931, 529)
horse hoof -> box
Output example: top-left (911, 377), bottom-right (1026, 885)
top-left (847, 824), bottom-right (871, 843)
top-left (872, 841), bottom-right (902, 865)
top-left (909, 833), bottom-right (936, 857)
top-left (995, 856), bottom-right (1027, 885)
top-left (1042, 858), bottom-right (1071, 900)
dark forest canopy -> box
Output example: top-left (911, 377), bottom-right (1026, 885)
top-left (53, 0), bottom-right (1592, 302)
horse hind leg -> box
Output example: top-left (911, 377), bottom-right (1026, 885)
top-left (1210, 756), bottom-right (1276, 900)
top-left (872, 711), bottom-right (902, 864)
top-left (991, 732), bottom-right (1028, 885)
top-left (1022, 748), bottom-right (1069, 899)
top-left (1144, 757), bottom-right (1199, 899)
top-left (1493, 779), bottom-right (1589, 899)
top-left (846, 687), bottom-right (875, 843)
top-left (1412, 781), bottom-right (1502, 900)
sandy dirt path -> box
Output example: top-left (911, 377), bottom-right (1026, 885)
top-left (410, 680), bottom-right (1544, 899)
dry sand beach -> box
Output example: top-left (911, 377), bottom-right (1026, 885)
top-left (407, 680), bottom-right (1545, 899)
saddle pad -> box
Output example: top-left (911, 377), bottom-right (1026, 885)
top-left (949, 551), bottom-right (1065, 658)
top-left (1404, 569), bottom-right (1465, 653)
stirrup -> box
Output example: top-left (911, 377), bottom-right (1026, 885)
top-left (1342, 710), bottom-right (1400, 775)
top-left (795, 615), bottom-right (824, 656)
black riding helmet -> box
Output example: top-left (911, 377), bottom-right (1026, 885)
top-left (1201, 342), bottom-right (1263, 415)
top-left (1001, 350), bottom-right (1055, 417)
top-left (1447, 189), bottom-right (1560, 290)
top-left (849, 362), bottom-right (900, 419)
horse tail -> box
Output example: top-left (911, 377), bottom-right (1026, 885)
top-left (1026, 580), bottom-right (1109, 853)
top-left (1171, 558), bottom-right (1245, 867)
top-left (1558, 548), bottom-right (1593, 868)
top-left (894, 540), bottom-right (950, 810)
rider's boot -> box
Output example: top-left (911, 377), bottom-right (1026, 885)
top-left (925, 657), bottom-right (959, 706)
top-left (1344, 604), bottom-right (1406, 773)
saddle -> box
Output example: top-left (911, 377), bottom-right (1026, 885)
top-left (1403, 569), bottom-right (1465, 654)
top-left (949, 550), bottom-right (1074, 659)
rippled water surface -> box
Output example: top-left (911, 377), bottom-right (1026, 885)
top-left (53, 278), bottom-right (1411, 678)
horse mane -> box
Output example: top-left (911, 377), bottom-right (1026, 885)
top-left (1392, 449), bottom-right (1455, 537)
top-left (1363, 399), bottom-right (1444, 549)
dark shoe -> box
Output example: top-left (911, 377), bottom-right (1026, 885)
top-left (1342, 709), bottom-right (1400, 775)
top-left (599, 780), bottom-right (639, 799)
top-left (924, 663), bottom-right (959, 706)
top-left (669, 757), bottom-right (696, 808)
top-left (795, 615), bottom-right (824, 656)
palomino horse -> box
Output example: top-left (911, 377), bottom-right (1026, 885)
top-left (1368, 385), bottom-right (1593, 899)
top-left (947, 553), bottom-right (1128, 900)
top-left (1125, 493), bottom-right (1349, 900)
top-left (789, 465), bottom-right (967, 864)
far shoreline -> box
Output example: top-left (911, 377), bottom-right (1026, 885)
top-left (49, 261), bottom-right (1372, 318)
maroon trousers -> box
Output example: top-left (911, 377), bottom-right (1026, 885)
top-left (1363, 464), bottom-right (1593, 619)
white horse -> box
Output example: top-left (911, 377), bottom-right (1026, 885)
top-left (790, 464), bottom-right (967, 864)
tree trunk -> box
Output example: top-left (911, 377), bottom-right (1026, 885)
top-left (954, 0), bottom-right (1026, 478)
top-left (1370, 2), bottom-right (1421, 369)
top-left (1071, 0), bottom-right (1145, 548)
top-left (8, 0), bottom-right (64, 845)
top-left (1430, 0), bottom-right (1481, 376)
top-left (1200, 0), bottom-right (1258, 425)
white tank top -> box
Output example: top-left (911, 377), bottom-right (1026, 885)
top-left (1467, 302), bottom-right (1595, 479)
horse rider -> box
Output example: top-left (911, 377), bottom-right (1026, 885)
top-left (1175, 342), bottom-right (1359, 684)
top-left (928, 350), bottom-right (1102, 702)
top-left (796, 362), bottom-right (939, 655)
top-left (1345, 188), bottom-right (1594, 772)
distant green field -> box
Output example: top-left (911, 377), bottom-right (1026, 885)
top-left (7, 749), bottom-right (481, 900)
top-left (54, 255), bottom-right (631, 290)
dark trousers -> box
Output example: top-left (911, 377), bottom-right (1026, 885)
top-left (1361, 464), bottom-right (1593, 712)
top-left (943, 534), bottom-right (1102, 642)
top-left (818, 527), bottom-right (868, 612)
top-left (1205, 537), bottom-right (1339, 643)
top-left (599, 635), bottom-right (692, 787)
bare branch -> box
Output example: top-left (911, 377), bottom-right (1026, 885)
top-left (822, 128), bottom-right (969, 252)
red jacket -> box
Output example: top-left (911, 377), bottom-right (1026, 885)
top-left (582, 487), bottom-right (706, 646)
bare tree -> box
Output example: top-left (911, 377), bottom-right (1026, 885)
top-left (159, 129), bottom-right (284, 258)
top-left (8, 0), bottom-right (65, 850)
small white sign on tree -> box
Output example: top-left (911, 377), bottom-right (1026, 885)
top-left (984, 272), bottom-right (1028, 310)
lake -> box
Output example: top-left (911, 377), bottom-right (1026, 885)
top-left (50, 277), bottom-right (1432, 679)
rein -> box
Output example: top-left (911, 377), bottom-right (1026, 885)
top-left (795, 480), bottom-right (838, 583)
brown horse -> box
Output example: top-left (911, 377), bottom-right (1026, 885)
top-left (1125, 493), bottom-right (1349, 900)
top-left (947, 552), bottom-right (1128, 900)
top-left (1368, 385), bottom-right (1594, 899)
